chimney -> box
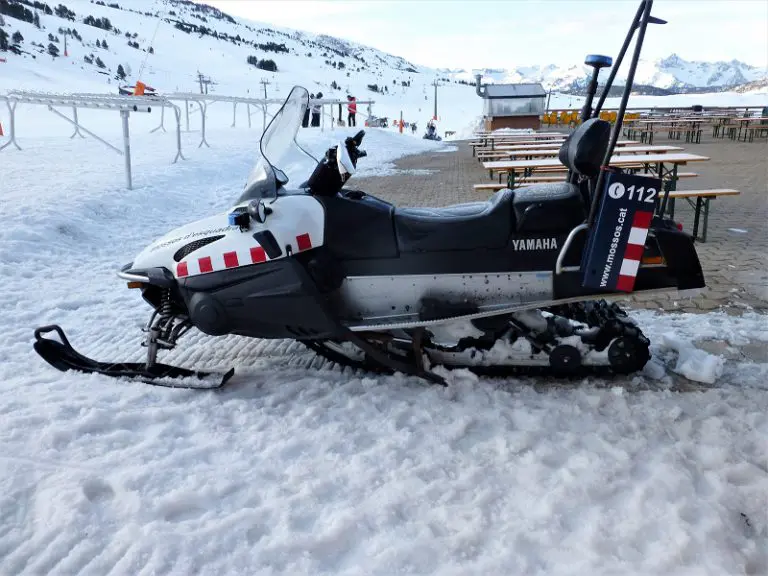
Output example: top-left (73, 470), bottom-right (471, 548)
top-left (475, 74), bottom-right (485, 98)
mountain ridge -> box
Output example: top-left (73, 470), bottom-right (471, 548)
top-left (446, 53), bottom-right (767, 95)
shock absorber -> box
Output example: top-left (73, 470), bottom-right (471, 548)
top-left (158, 289), bottom-right (173, 327)
top-left (145, 288), bottom-right (173, 369)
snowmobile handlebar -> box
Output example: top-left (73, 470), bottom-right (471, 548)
top-left (344, 130), bottom-right (366, 168)
top-left (306, 132), bottom-right (365, 196)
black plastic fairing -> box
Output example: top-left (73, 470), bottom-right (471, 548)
top-left (178, 257), bottom-right (341, 340)
top-left (654, 227), bottom-right (706, 290)
top-left (315, 191), bottom-right (399, 259)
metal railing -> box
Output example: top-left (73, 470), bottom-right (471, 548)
top-left (1, 90), bottom-right (185, 189)
top-left (0, 90), bottom-right (377, 190)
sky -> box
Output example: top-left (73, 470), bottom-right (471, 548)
top-left (205, 0), bottom-right (768, 71)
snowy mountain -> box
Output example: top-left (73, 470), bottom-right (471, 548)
top-left (450, 54), bottom-right (767, 94)
top-left (0, 0), bottom-right (497, 134)
top-left (0, 0), bottom-right (765, 139)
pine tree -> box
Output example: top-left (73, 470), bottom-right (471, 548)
top-left (0, 29), bottom-right (9, 52)
top-left (116, 64), bottom-right (126, 79)
top-left (96, 39), bottom-right (101, 48)
top-left (148, 46), bottom-right (154, 54)
top-left (95, 56), bottom-right (105, 68)
top-left (47, 43), bottom-right (59, 57)
top-left (102, 39), bottom-right (109, 49)
top-left (12, 31), bottom-right (24, 45)
top-left (33, 12), bottom-right (41, 28)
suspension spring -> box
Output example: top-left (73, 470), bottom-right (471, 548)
top-left (159, 289), bottom-right (173, 321)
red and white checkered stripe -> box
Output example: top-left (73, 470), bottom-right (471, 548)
top-left (616, 211), bottom-right (653, 292)
top-left (176, 233), bottom-right (313, 278)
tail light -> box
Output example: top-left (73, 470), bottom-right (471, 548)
top-left (641, 255), bottom-right (664, 265)
top-left (675, 222), bottom-right (683, 231)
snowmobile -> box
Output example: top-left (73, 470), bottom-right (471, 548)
top-left (118, 84), bottom-right (157, 97)
top-left (367, 116), bottom-right (388, 128)
top-left (34, 0), bottom-right (704, 387)
top-left (423, 122), bottom-right (442, 141)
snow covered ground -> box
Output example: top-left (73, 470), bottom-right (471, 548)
top-left (1, 115), bottom-right (768, 574)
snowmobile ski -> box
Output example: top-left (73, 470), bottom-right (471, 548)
top-left (33, 325), bottom-right (234, 389)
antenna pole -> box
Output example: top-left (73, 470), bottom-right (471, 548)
top-left (432, 79), bottom-right (438, 120)
top-left (593, 1), bottom-right (645, 116)
top-left (588, 0), bottom-right (654, 226)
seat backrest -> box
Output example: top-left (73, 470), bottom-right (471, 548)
top-left (558, 118), bottom-right (611, 178)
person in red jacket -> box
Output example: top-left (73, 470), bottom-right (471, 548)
top-left (347, 95), bottom-right (357, 127)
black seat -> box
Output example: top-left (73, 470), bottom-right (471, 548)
top-left (395, 189), bottom-right (512, 252)
top-left (513, 183), bottom-right (584, 233)
top-left (508, 118), bottom-right (611, 233)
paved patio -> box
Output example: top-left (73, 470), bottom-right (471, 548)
top-left (353, 130), bottom-right (768, 313)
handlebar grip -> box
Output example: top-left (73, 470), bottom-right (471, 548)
top-left (357, 150), bottom-right (367, 158)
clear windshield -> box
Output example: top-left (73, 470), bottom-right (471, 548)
top-left (240, 86), bottom-right (318, 201)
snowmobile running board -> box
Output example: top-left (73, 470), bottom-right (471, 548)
top-left (33, 325), bottom-right (235, 389)
top-left (345, 287), bottom-right (678, 332)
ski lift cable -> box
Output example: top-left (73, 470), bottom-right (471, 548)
top-left (138, 0), bottom-right (163, 79)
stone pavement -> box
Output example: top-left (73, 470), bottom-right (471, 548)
top-left (353, 131), bottom-right (768, 313)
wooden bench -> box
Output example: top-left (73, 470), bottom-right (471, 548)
top-left (744, 123), bottom-right (768, 142)
top-left (473, 176), bottom-right (571, 191)
top-left (659, 188), bottom-right (739, 242)
top-left (474, 172), bottom-right (699, 193)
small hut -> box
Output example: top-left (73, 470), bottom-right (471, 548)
top-left (475, 75), bottom-right (546, 131)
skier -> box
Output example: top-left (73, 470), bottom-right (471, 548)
top-left (311, 92), bottom-right (322, 127)
top-left (347, 95), bottom-right (357, 127)
top-left (411, 122), bottom-right (417, 134)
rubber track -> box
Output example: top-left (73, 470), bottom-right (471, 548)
top-left (304, 300), bottom-right (651, 380)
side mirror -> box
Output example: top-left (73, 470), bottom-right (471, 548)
top-left (248, 199), bottom-right (270, 223)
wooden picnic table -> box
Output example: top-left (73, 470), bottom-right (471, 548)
top-left (480, 144), bottom-right (683, 161)
top-left (483, 152), bottom-right (710, 192)
top-left (471, 137), bottom-right (566, 147)
top-left (473, 131), bottom-right (563, 137)
top-left (473, 135), bottom-right (643, 154)
top-left (624, 118), bottom-right (705, 144)
top-left (471, 132), bottom-right (568, 148)
top-left (491, 140), bottom-right (637, 151)
top-left (628, 118), bottom-right (703, 125)
top-left (475, 139), bottom-right (639, 160)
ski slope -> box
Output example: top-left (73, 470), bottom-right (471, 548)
top-left (2, 119), bottom-right (768, 575)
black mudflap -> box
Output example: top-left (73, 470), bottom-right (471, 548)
top-left (33, 325), bottom-right (234, 389)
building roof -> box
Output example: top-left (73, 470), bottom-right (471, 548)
top-left (483, 83), bottom-right (547, 99)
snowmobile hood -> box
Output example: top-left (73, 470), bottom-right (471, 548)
top-left (128, 195), bottom-right (325, 279)
top-left (130, 213), bottom-right (238, 272)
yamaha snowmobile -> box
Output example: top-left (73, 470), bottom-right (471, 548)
top-left (34, 0), bottom-right (705, 387)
